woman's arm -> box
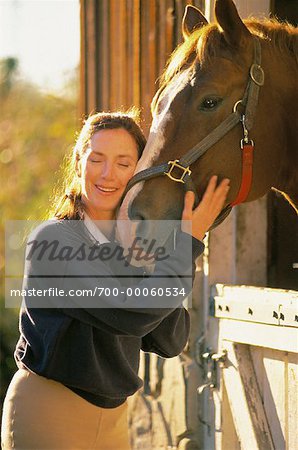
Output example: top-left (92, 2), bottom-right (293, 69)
top-left (24, 220), bottom-right (202, 337)
top-left (141, 307), bottom-right (190, 357)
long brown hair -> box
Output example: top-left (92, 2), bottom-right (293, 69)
top-left (47, 109), bottom-right (146, 220)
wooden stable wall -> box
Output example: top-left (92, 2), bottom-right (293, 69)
top-left (80, 0), bottom-right (204, 134)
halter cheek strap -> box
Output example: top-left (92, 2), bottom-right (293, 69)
top-left (230, 40), bottom-right (264, 206)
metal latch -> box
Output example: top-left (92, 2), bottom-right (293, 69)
top-left (197, 350), bottom-right (227, 394)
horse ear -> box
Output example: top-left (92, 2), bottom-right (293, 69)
top-left (215, 0), bottom-right (251, 47)
top-left (182, 5), bottom-right (208, 40)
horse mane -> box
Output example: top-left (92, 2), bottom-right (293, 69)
top-left (152, 18), bottom-right (297, 113)
top-left (246, 18), bottom-right (298, 60)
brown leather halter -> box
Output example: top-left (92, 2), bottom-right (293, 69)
top-left (124, 38), bottom-right (265, 228)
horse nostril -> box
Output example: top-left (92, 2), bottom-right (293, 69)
top-left (128, 202), bottom-right (152, 240)
top-left (136, 220), bottom-right (152, 239)
top-left (128, 201), bottom-right (148, 221)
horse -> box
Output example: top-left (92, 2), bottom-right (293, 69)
top-left (117, 0), bottom-right (297, 242)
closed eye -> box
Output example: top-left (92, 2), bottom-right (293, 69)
top-left (199, 97), bottom-right (223, 111)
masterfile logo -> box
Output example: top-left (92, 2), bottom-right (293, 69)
top-left (5, 220), bottom-right (194, 309)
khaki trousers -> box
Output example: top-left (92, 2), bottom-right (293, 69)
top-left (1, 369), bottom-right (130, 450)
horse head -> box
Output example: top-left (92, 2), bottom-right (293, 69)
top-left (118, 0), bottom-right (297, 246)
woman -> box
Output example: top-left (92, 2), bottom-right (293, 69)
top-left (1, 111), bottom-right (229, 449)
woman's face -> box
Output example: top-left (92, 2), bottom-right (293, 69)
top-left (79, 128), bottom-right (139, 220)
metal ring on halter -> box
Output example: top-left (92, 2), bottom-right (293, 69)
top-left (233, 100), bottom-right (245, 114)
top-left (250, 63), bottom-right (265, 86)
top-left (240, 139), bottom-right (254, 149)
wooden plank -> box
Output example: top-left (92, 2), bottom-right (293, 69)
top-left (220, 319), bottom-right (298, 353)
top-left (151, 397), bottom-right (171, 448)
top-left (280, 296), bottom-right (298, 327)
top-left (140, 0), bottom-right (151, 132)
top-left (219, 332), bottom-right (298, 450)
top-left (208, 211), bottom-right (238, 286)
top-left (165, 0), bottom-right (175, 58)
top-left (118, 0), bottom-right (127, 107)
top-left (225, 339), bottom-right (298, 450)
top-left (213, 387), bottom-right (224, 450)
top-left (157, 0), bottom-right (166, 79)
top-left (139, 0), bottom-right (160, 134)
top-left (214, 284), bottom-right (298, 305)
top-left (221, 382), bottom-right (241, 450)
top-left (213, 284), bottom-right (298, 327)
top-left (126, 0), bottom-right (140, 109)
top-left (79, 0), bottom-right (87, 115)
top-left (214, 293), bottom-right (281, 325)
top-left (126, 0), bottom-right (133, 107)
top-left (288, 352), bottom-right (298, 450)
top-left (147, 0), bottom-right (157, 120)
top-left (236, 199), bottom-right (268, 285)
top-left (250, 346), bottom-right (265, 400)
top-left (108, 0), bottom-right (128, 110)
top-left (98, 0), bottom-right (110, 110)
top-left (161, 356), bottom-right (187, 443)
top-left (174, 0), bottom-right (184, 46)
top-left (132, 0), bottom-right (141, 110)
top-left (222, 342), bottom-right (274, 450)
top-left (85, 0), bottom-right (97, 113)
top-left (262, 349), bottom-right (287, 450)
top-left (109, 0), bottom-right (118, 110)
top-left (128, 391), bottom-right (153, 449)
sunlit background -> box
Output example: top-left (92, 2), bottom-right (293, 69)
top-left (0, 0), bottom-right (80, 93)
top-left (0, 0), bottom-right (80, 409)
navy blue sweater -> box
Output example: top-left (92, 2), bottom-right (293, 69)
top-left (15, 219), bottom-right (204, 408)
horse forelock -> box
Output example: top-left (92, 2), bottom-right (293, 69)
top-left (153, 24), bottom-right (219, 109)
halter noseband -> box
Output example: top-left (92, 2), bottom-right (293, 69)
top-left (124, 38), bottom-right (265, 228)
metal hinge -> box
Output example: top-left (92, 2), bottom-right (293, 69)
top-left (197, 349), bottom-right (227, 394)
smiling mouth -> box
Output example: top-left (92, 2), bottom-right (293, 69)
top-left (95, 185), bottom-right (118, 194)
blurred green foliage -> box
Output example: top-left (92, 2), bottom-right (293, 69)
top-left (0, 57), bottom-right (79, 405)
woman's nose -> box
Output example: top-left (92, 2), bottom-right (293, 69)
top-left (101, 162), bottom-right (114, 179)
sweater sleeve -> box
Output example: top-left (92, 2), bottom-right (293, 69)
top-left (141, 307), bottom-right (190, 357)
top-left (24, 220), bottom-right (204, 338)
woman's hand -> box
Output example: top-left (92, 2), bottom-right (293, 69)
top-left (181, 175), bottom-right (230, 241)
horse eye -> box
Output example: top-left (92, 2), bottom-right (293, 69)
top-left (200, 97), bottom-right (222, 111)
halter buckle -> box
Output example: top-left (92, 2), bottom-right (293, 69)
top-left (164, 160), bottom-right (191, 183)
